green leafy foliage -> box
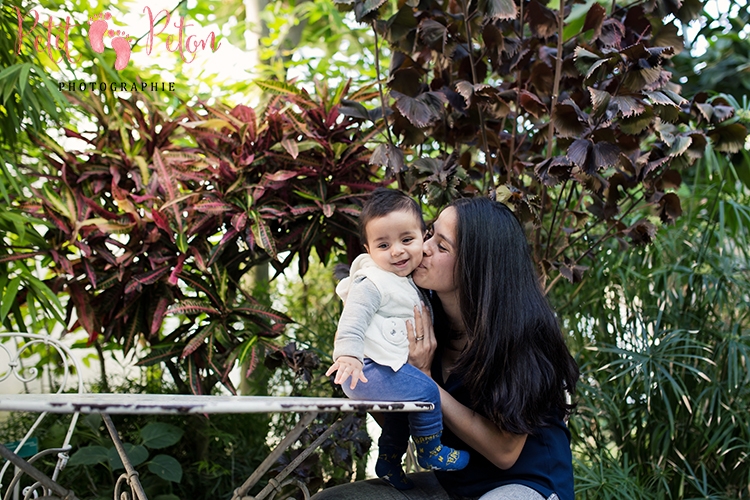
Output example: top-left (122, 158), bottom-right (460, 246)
top-left (562, 146), bottom-right (750, 498)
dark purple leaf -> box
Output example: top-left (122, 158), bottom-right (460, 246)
top-left (526, 0), bottom-right (557, 39)
top-left (553, 100), bottom-right (589, 138)
top-left (535, 156), bottom-right (573, 186)
top-left (181, 323), bottom-right (217, 359)
top-left (657, 192), bottom-right (682, 225)
top-left (567, 139), bottom-right (592, 169)
top-left (233, 304), bottom-right (292, 323)
top-left (150, 296), bottom-right (171, 336)
top-left (611, 96), bottom-right (645, 117)
top-left (68, 282), bottom-right (98, 342)
top-left (588, 87), bottom-right (611, 115)
top-left (125, 266), bottom-right (171, 295)
top-left (599, 18), bottom-right (625, 47)
top-left (339, 100), bottom-right (370, 120)
top-left (625, 219), bottom-right (656, 245)
top-left (136, 347), bottom-right (183, 367)
top-left (482, 0), bottom-right (518, 20)
top-left (418, 19), bottom-right (448, 51)
top-left (582, 3), bottom-right (606, 38)
top-left (708, 123), bottom-right (748, 153)
top-left (711, 105), bottom-right (734, 123)
top-left (370, 143), bottom-right (405, 175)
top-left (392, 90), bottom-right (447, 128)
top-left (592, 142), bottom-right (620, 170)
top-left (519, 90), bottom-right (547, 118)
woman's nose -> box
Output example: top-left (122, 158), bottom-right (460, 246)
top-left (422, 240), bottom-right (432, 255)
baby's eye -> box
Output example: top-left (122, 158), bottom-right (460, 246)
top-left (377, 243), bottom-right (388, 249)
top-left (403, 237), bottom-right (414, 244)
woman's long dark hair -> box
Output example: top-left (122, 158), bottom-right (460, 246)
top-left (444, 197), bottom-right (579, 435)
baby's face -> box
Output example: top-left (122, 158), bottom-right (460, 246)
top-left (364, 210), bottom-right (424, 277)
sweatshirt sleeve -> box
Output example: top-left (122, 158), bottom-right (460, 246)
top-left (333, 276), bottom-right (382, 363)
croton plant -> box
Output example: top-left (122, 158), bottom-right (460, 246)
top-left (8, 79), bottom-right (381, 396)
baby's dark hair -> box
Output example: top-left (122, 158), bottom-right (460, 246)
top-left (359, 188), bottom-right (425, 245)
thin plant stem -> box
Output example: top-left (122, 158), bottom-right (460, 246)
top-left (371, 20), bottom-right (402, 189)
top-left (371, 21), bottom-right (395, 148)
top-left (538, 0), bottom-right (567, 261)
top-left (549, 180), bottom-right (578, 257)
top-left (551, 192), bottom-right (645, 262)
top-left (460, 0), bottom-right (493, 194)
top-left (507, 1), bottom-right (525, 187)
top-left (545, 178), bottom-right (569, 261)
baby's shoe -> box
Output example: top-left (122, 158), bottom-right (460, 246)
top-left (412, 432), bottom-right (469, 471)
top-left (375, 445), bottom-right (413, 490)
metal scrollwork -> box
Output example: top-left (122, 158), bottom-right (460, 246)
top-left (0, 332), bottom-right (84, 500)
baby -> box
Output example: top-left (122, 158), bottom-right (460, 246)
top-left (326, 188), bottom-right (469, 490)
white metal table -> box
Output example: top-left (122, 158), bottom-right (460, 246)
top-left (0, 393), bottom-right (432, 500)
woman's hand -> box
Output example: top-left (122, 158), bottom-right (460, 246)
top-left (406, 303), bottom-right (436, 377)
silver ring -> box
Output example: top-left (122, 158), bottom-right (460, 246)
top-left (416, 336), bottom-right (425, 341)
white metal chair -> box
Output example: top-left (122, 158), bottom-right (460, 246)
top-left (0, 332), bottom-right (84, 500)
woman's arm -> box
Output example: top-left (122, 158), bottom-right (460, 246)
top-left (407, 305), bottom-right (527, 470)
top-left (438, 385), bottom-right (527, 470)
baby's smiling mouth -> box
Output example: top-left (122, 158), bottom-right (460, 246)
top-left (393, 259), bottom-right (409, 267)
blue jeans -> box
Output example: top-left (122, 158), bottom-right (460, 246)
top-left (342, 359), bottom-right (442, 444)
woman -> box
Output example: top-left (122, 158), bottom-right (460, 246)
top-left (313, 197), bottom-right (579, 500)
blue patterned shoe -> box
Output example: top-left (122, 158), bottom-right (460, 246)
top-left (413, 432), bottom-right (469, 471)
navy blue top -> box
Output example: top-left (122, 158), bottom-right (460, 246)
top-left (432, 354), bottom-right (575, 500)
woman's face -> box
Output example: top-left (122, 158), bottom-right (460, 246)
top-left (412, 206), bottom-right (458, 296)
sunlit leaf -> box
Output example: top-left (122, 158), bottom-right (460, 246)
top-left (582, 3), bottom-right (606, 38)
top-left (169, 300), bottom-right (221, 316)
top-left (370, 143), bottom-right (405, 174)
top-left (481, 0), bottom-right (518, 20)
top-left (611, 96), bottom-right (645, 117)
top-left (588, 87), bottom-right (611, 115)
top-left (708, 123), bottom-right (748, 153)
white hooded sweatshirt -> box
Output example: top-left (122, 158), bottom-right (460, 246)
top-left (333, 253), bottom-right (421, 371)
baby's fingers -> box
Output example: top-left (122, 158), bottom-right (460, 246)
top-left (349, 368), bottom-right (368, 390)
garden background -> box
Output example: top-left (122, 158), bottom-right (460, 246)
top-left (1, 0), bottom-right (749, 498)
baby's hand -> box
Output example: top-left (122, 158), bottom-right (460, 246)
top-left (325, 355), bottom-right (368, 390)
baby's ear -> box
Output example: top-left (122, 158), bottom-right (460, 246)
top-left (363, 243), bottom-right (370, 254)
